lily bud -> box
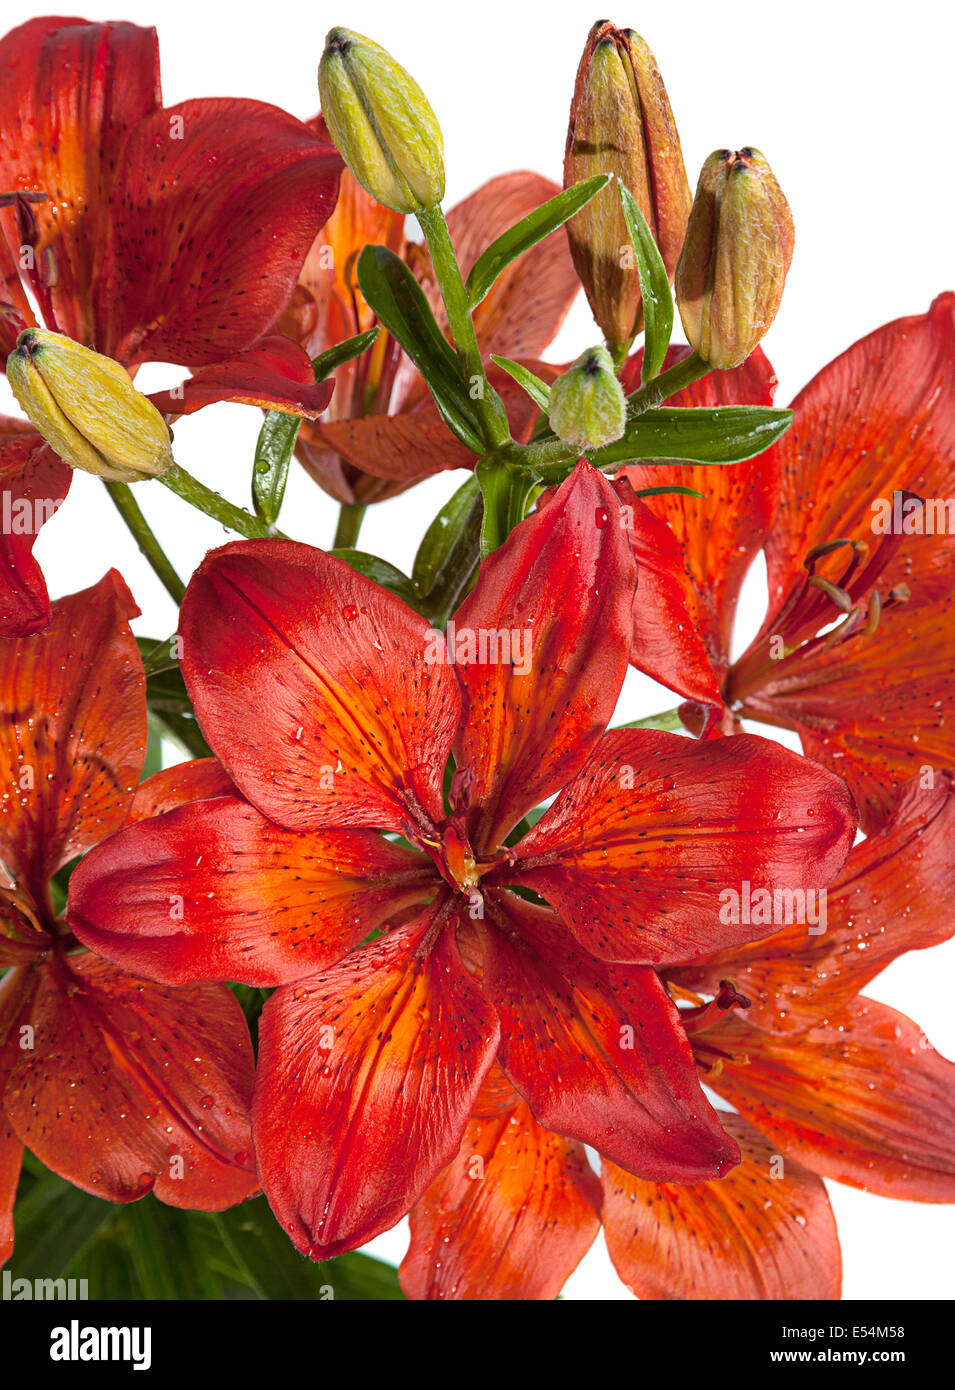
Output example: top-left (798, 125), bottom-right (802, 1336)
top-left (675, 147), bottom-right (795, 369)
top-left (548, 345), bottom-right (626, 451)
top-left (564, 22), bottom-right (690, 354)
top-left (318, 27), bottom-right (445, 216)
top-left (6, 330), bottom-right (174, 482)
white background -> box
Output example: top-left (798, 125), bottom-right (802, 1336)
top-left (3, 0), bottom-right (954, 1299)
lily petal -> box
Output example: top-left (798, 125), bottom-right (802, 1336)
top-left (700, 997), bottom-right (955, 1201)
top-left (509, 729), bottom-right (855, 964)
top-left (179, 539), bottom-right (460, 835)
top-left (764, 293), bottom-right (955, 609)
top-left (481, 892), bottom-right (739, 1182)
top-left (127, 758), bottom-right (235, 823)
top-left (400, 1100), bottom-right (601, 1300)
top-left (620, 344), bottom-right (779, 677)
top-left (149, 337), bottom-right (335, 419)
top-left (253, 904), bottom-right (499, 1259)
top-left (0, 571), bottom-right (146, 900)
top-left (0, 426), bottom-right (70, 638)
top-left (677, 772), bottom-right (955, 1033)
top-left (69, 794), bottom-right (436, 987)
top-left (602, 1112), bottom-right (841, 1300)
top-left (454, 461), bottom-right (636, 852)
top-left (4, 953), bottom-right (258, 1208)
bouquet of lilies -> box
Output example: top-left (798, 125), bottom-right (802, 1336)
top-left (1, 15), bottom-right (952, 1303)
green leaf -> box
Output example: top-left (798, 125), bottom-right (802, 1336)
top-left (489, 355), bottom-right (551, 410)
top-left (618, 183), bottom-right (674, 382)
top-left (252, 410), bottom-right (301, 528)
top-left (8, 1169), bottom-right (117, 1280)
top-left (615, 708), bottom-right (685, 731)
top-left (588, 405), bottom-right (794, 469)
top-left (137, 634), bottom-right (181, 677)
top-left (412, 475), bottom-right (481, 598)
top-left (214, 1195), bottom-right (404, 1300)
top-left (465, 174), bottom-right (610, 309)
top-left (631, 484), bottom-right (705, 499)
top-left (329, 548), bottom-right (423, 612)
top-left (357, 245), bottom-right (483, 451)
top-left (311, 326), bottom-right (380, 384)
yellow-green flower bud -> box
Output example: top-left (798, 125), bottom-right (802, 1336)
top-left (318, 27), bottom-right (445, 216)
top-left (675, 148), bottom-right (795, 369)
top-left (6, 329), bottom-right (174, 482)
top-left (564, 22), bottom-right (691, 354)
top-left (548, 346), bottom-right (626, 452)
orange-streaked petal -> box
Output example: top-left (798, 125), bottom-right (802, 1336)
top-left (699, 997), bottom-right (955, 1201)
top-left (508, 729), bottom-right (855, 965)
top-left (677, 772), bottom-right (955, 1034)
top-left (4, 953), bottom-right (258, 1209)
top-left (602, 1112), bottom-right (841, 1300)
top-left (68, 794), bottom-right (436, 987)
top-left (614, 476), bottom-right (723, 710)
top-left (400, 1101), bottom-right (601, 1300)
top-left (731, 588), bottom-right (955, 834)
top-left (454, 461), bottom-right (636, 852)
top-left (253, 904), bottom-right (499, 1259)
top-left (0, 429), bottom-right (71, 638)
top-left (481, 892), bottom-right (739, 1182)
top-left (179, 539), bottom-right (461, 835)
top-left (764, 293), bottom-right (955, 609)
top-left (620, 344), bottom-right (779, 676)
top-left (0, 571), bottom-right (146, 899)
top-left (127, 758), bottom-right (235, 823)
top-left (148, 337), bottom-right (335, 418)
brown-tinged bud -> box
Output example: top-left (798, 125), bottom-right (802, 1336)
top-left (318, 27), bottom-right (445, 216)
top-left (675, 147), bottom-right (795, 369)
top-left (6, 329), bottom-right (174, 481)
top-left (564, 22), bottom-right (691, 354)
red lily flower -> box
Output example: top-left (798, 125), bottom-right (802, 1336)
top-left (401, 774), bottom-right (955, 1299)
top-left (282, 159), bottom-right (581, 503)
top-left (618, 295), bottom-right (955, 832)
top-left (0, 16), bottom-right (343, 633)
top-left (68, 462), bottom-right (854, 1260)
top-left (0, 572), bottom-right (257, 1267)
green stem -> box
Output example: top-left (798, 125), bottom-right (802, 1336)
top-left (160, 464), bottom-right (286, 540)
top-left (624, 349), bottom-right (710, 417)
top-left (416, 205), bottom-right (510, 450)
top-left (333, 502), bottom-right (366, 549)
top-left (103, 480), bottom-right (186, 605)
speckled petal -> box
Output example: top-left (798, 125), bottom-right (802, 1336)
top-left (401, 1101), bottom-right (601, 1300)
top-left (3, 953), bottom-right (258, 1209)
top-left (69, 794), bottom-right (436, 987)
top-left (0, 571), bottom-right (146, 899)
top-left (602, 1112), bottom-right (841, 1300)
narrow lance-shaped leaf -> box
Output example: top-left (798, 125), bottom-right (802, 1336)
top-left (490, 355), bottom-right (551, 410)
top-left (618, 183), bottom-right (674, 382)
top-left (252, 328), bottom-right (381, 526)
top-left (357, 245), bottom-right (483, 451)
top-left (587, 404), bottom-right (793, 469)
top-left (412, 474), bottom-right (481, 597)
top-left (465, 173), bottom-right (611, 309)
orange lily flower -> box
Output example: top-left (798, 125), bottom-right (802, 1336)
top-left (401, 773), bottom-right (955, 1298)
top-left (0, 573), bottom-right (258, 1267)
top-left (67, 462), bottom-right (855, 1261)
top-left (618, 295), bottom-right (955, 832)
top-left (0, 16), bottom-right (343, 634)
